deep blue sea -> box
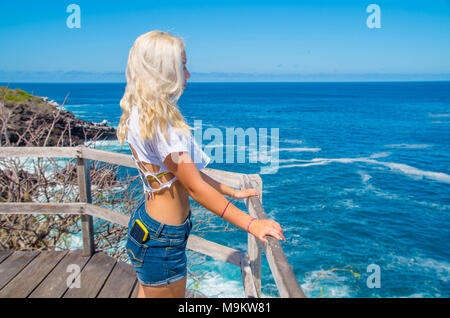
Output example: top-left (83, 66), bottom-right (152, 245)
top-left (4, 82), bottom-right (449, 298)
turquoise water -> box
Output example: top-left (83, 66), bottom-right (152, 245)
top-left (4, 82), bottom-right (449, 298)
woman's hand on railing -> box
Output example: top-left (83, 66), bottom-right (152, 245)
top-left (233, 188), bottom-right (261, 200)
top-left (248, 219), bottom-right (286, 244)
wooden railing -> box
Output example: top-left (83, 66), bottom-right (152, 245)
top-left (0, 146), bottom-right (305, 298)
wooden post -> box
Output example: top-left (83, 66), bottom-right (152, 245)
top-left (244, 174), bottom-right (306, 298)
top-left (243, 175), bottom-right (262, 297)
top-left (240, 252), bottom-right (259, 298)
top-left (76, 156), bottom-right (95, 256)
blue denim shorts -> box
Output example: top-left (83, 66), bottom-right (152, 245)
top-left (126, 198), bottom-right (192, 287)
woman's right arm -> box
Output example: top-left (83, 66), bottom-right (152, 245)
top-left (164, 152), bottom-right (285, 243)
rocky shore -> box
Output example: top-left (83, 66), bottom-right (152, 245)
top-left (0, 87), bottom-right (116, 146)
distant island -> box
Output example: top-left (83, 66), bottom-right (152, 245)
top-left (0, 86), bottom-right (116, 146)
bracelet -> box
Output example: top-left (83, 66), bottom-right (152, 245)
top-left (246, 217), bottom-right (256, 232)
top-left (220, 200), bottom-right (231, 218)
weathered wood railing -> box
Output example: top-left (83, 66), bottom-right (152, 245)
top-left (0, 146), bottom-right (305, 298)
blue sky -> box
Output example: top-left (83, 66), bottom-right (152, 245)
top-left (0, 0), bottom-right (449, 81)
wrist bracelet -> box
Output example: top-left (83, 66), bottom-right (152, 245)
top-left (220, 200), bottom-right (231, 218)
top-left (246, 217), bottom-right (256, 232)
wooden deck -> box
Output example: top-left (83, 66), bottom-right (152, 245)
top-left (0, 249), bottom-right (205, 298)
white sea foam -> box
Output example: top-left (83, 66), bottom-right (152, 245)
top-left (275, 147), bottom-right (321, 152)
top-left (428, 113), bottom-right (450, 118)
top-left (281, 138), bottom-right (304, 144)
top-left (277, 155), bottom-right (450, 184)
top-left (384, 144), bottom-right (432, 149)
top-left (67, 232), bottom-right (83, 249)
top-left (334, 199), bottom-right (360, 209)
top-left (412, 200), bottom-right (450, 211)
top-left (277, 158), bottom-right (316, 163)
top-left (357, 170), bottom-right (372, 184)
top-left (278, 158), bottom-right (337, 168)
top-left (66, 104), bottom-right (102, 107)
top-left (358, 174), bottom-right (450, 210)
top-left (185, 268), bottom-right (275, 298)
top-left (388, 255), bottom-right (450, 283)
top-left (356, 169), bottom-right (402, 200)
top-left (367, 159), bottom-right (450, 184)
top-left (369, 152), bottom-right (392, 158)
top-left (301, 269), bottom-right (355, 298)
top-left (431, 121), bottom-right (450, 124)
top-left (187, 271), bottom-right (245, 298)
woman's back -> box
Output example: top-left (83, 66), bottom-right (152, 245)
top-left (126, 105), bottom-right (209, 225)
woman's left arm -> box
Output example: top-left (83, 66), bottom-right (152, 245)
top-left (199, 171), bottom-right (261, 200)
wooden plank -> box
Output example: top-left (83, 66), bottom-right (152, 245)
top-left (247, 174), bottom-right (263, 204)
top-left (0, 202), bottom-right (85, 215)
top-left (202, 168), bottom-right (245, 189)
top-left (97, 260), bottom-right (136, 298)
top-left (29, 249), bottom-right (92, 298)
top-left (244, 175), bottom-right (263, 297)
top-left (81, 147), bottom-right (135, 169)
top-left (0, 250), bottom-right (69, 298)
top-left (186, 235), bottom-right (241, 267)
top-left (240, 252), bottom-right (258, 298)
top-left (77, 157), bottom-right (95, 256)
top-left (86, 204), bottom-right (129, 227)
top-left (130, 281), bottom-right (139, 298)
top-left (0, 250), bottom-right (40, 291)
top-left (262, 237), bottom-right (305, 298)
top-left (63, 252), bottom-right (116, 298)
top-left (247, 234), bottom-right (262, 297)
top-left (0, 251), bottom-right (13, 264)
top-left (0, 147), bottom-right (78, 158)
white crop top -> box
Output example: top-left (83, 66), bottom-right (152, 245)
top-left (126, 106), bottom-right (210, 197)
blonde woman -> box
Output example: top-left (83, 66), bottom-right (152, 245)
top-left (117, 30), bottom-right (285, 298)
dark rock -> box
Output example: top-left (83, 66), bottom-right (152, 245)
top-left (1, 88), bottom-right (117, 146)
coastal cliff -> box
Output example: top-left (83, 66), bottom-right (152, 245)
top-left (0, 86), bottom-right (116, 146)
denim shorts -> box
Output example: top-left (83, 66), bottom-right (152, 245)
top-left (126, 198), bottom-right (192, 287)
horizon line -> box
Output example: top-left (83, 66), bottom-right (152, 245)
top-left (2, 80), bottom-right (450, 84)
top-left (1, 71), bottom-right (450, 83)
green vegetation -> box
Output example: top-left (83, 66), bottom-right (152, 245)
top-left (1, 87), bottom-right (34, 102)
top-left (0, 86), bottom-right (54, 111)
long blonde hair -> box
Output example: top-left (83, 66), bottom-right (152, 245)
top-left (117, 30), bottom-right (192, 147)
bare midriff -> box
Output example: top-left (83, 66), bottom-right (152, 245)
top-left (129, 145), bottom-right (191, 226)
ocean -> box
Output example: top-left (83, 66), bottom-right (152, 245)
top-left (3, 81), bottom-right (449, 298)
